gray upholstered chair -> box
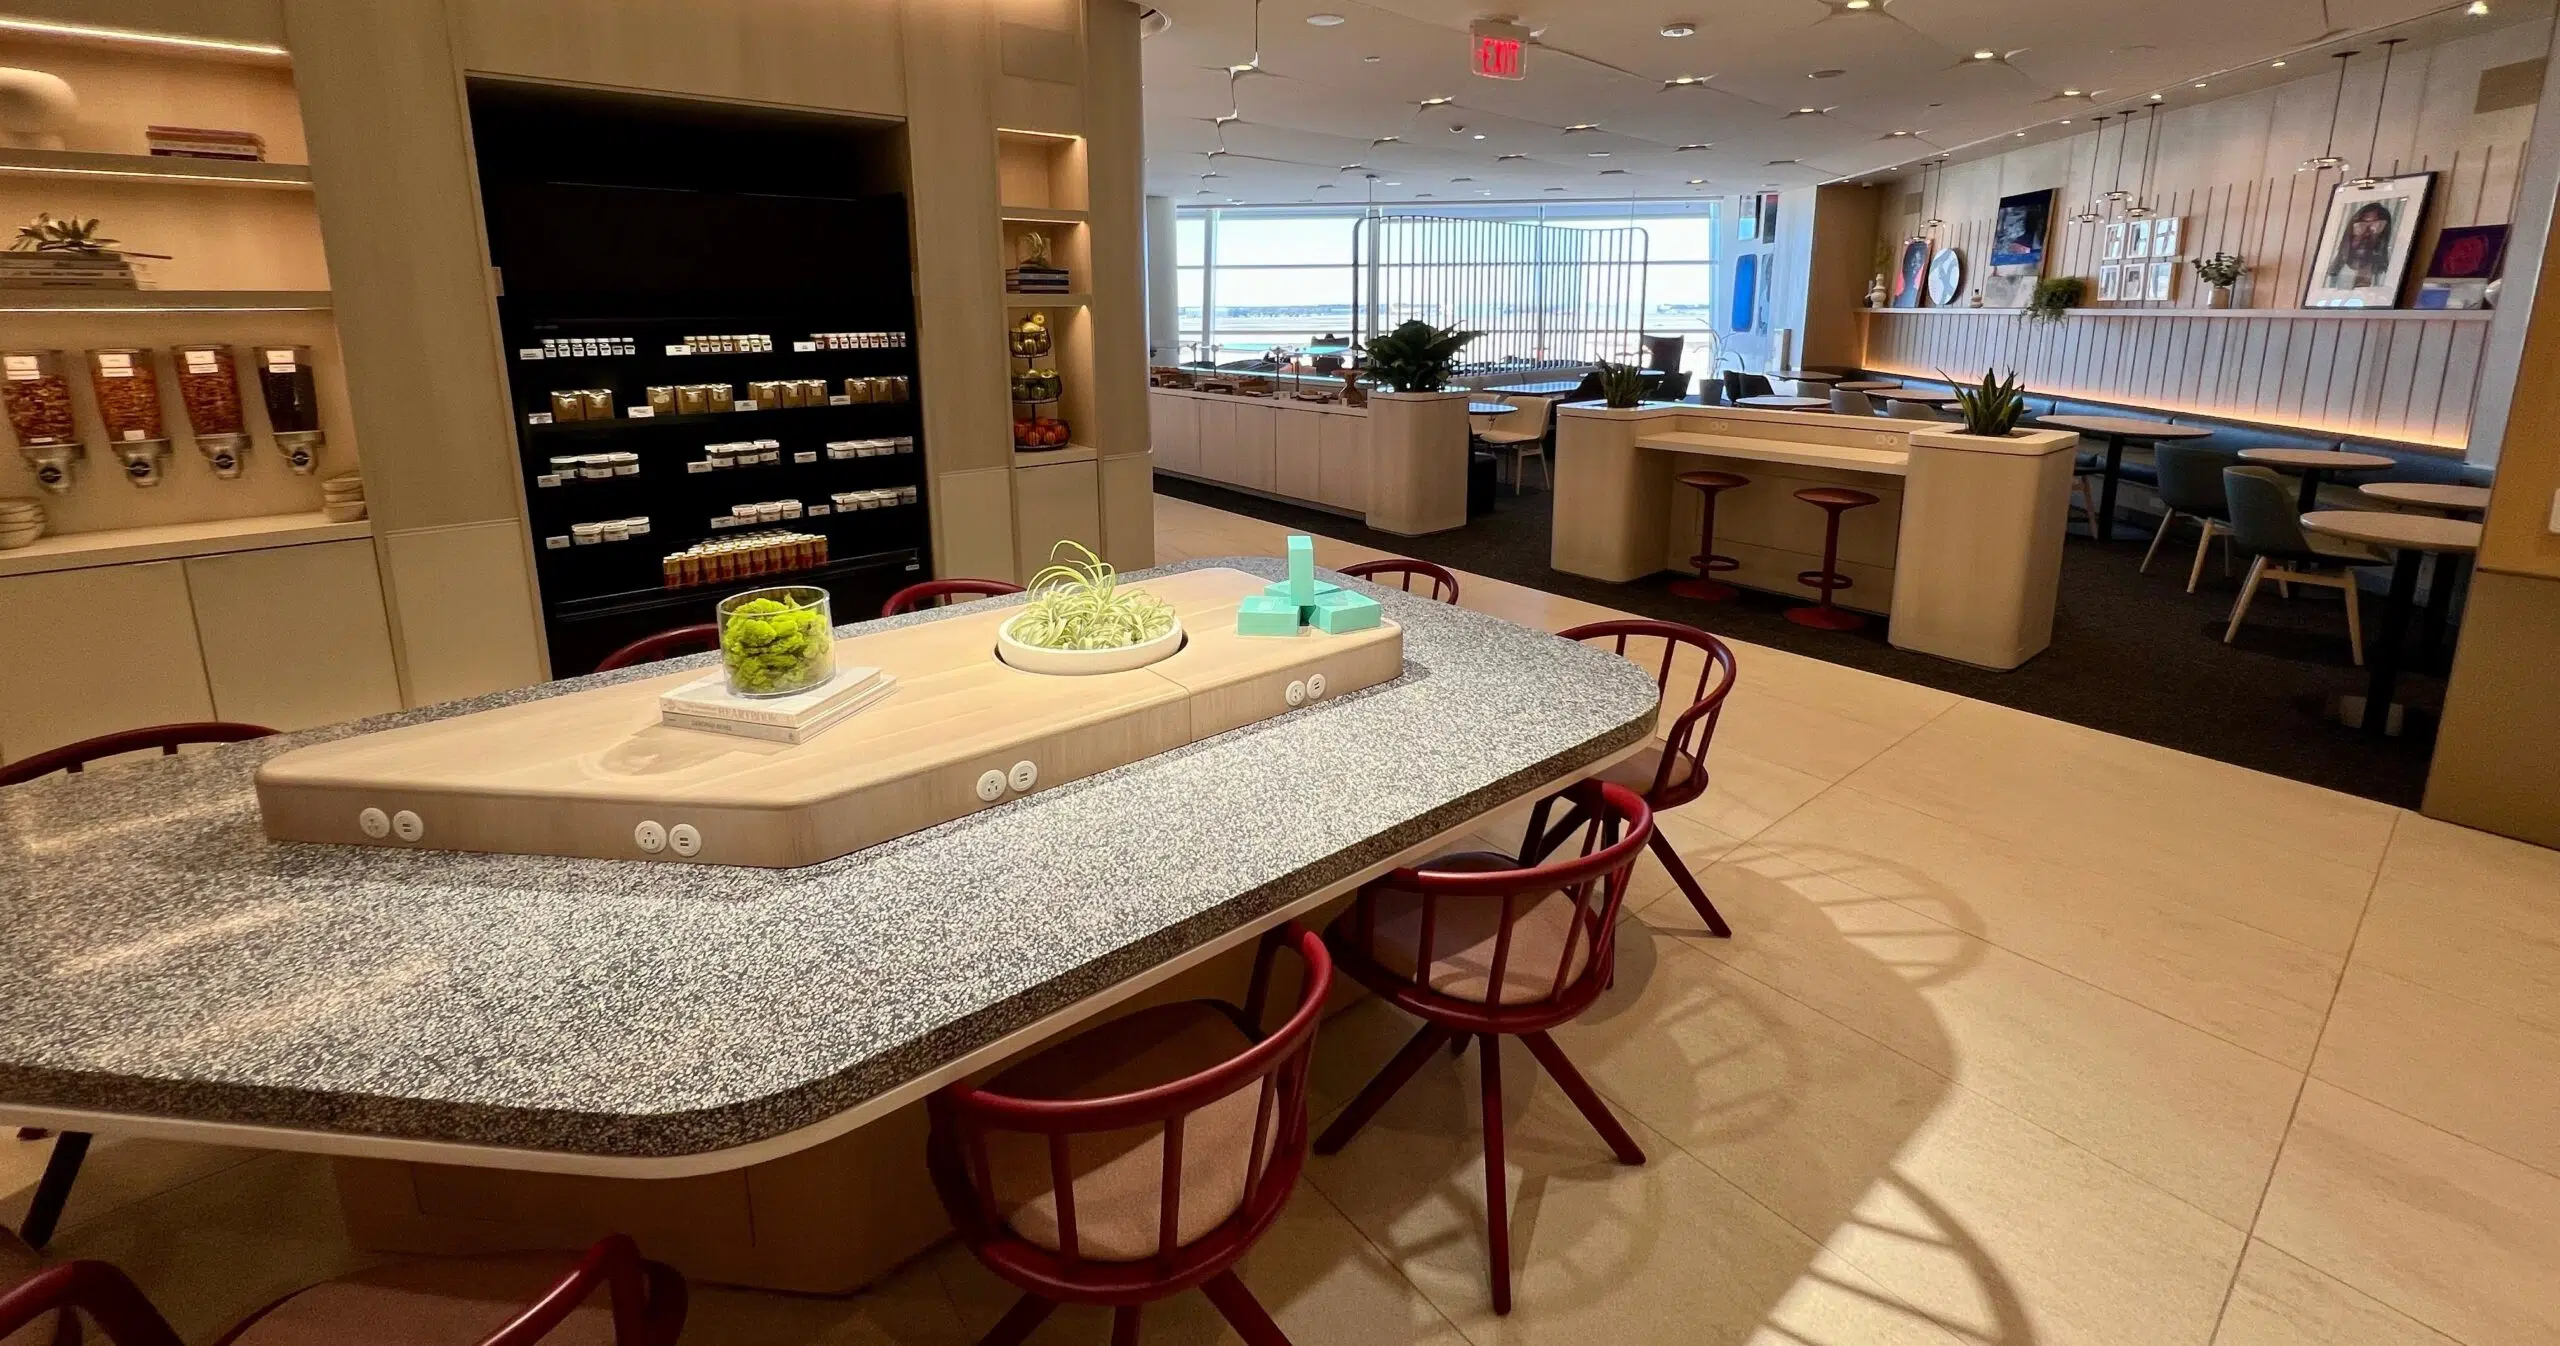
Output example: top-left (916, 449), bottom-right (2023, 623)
top-left (1828, 388), bottom-right (1876, 416)
top-left (1886, 400), bottom-right (1956, 422)
top-left (2143, 444), bottom-right (2241, 591)
top-left (2221, 466), bottom-right (2386, 664)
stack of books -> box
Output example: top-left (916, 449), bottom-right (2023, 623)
top-left (658, 665), bottom-right (895, 744)
top-left (1004, 265), bottom-right (1073, 295)
top-left (146, 125), bottom-right (267, 160)
top-left (0, 252), bottom-right (138, 290)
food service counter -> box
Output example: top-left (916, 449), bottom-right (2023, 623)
top-left (1149, 386), bottom-right (1476, 535)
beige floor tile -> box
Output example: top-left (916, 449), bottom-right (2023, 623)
top-left (2313, 964), bottom-right (2560, 1178)
top-left (2354, 812), bottom-right (2560, 1033)
top-left (1753, 785), bottom-right (2345, 1066)
top-left (2211, 1240), bottom-right (2461, 1346)
top-left (1668, 748), bottom-right (1831, 843)
top-left (1708, 686), bottom-right (1934, 785)
top-left (691, 1256), bottom-right (968, 1345)
top-left (2255, 1082), bottom-right (2560, 1346)
top-left (0, 1134), bottom-right (263, 1239)
top-left (1642, 848), bottom-right (2301, 1227)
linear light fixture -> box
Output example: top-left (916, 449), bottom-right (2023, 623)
top-left (0, 15), bottom-right (287, 59)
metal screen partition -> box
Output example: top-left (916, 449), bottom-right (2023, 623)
top-left (1352, 215), bottom-right (1647, 371)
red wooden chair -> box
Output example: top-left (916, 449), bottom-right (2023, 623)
top-left (928, 924), bottom-right (1333, 1346)
top-left (592, 623), bottom-right (719, 672)
top-left (1534, 619), bottom-right (1739, 938)
top-left (1337, 558), bottom-right (1460, 605)
top-left (3, 720), bottom-right (280, 1249)
top-left (0, 1227), bottom-right (72, 1346)
top-left (0, 1236), bottom-right (684, 1346)
top-left (1315, 780), bottom-right (1654, 1315)
top-left (881, 578), bottom-right (1024, 617)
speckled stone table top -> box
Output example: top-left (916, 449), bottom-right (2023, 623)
top-left (0, 559), bottom-right (1661, 1165)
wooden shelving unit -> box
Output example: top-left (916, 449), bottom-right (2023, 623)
top-left (0, 289), bottom-right (332, 313)
top-left (1004, 293), bottom-right (1089, 308)
top-left (0, 147), bottom-right (314, 189)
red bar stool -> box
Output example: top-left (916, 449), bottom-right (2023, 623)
top-left (1668, 469), bottom-right (1749, 601)
top-left (1787, 486), bottom-right (1879, 631)
top-left (928, 925), bottom-right (1332, 1346)
top-left (1315, 781), bottom-right (1654, 1315)
top-left (882, 577), bottom-right (1025, 617)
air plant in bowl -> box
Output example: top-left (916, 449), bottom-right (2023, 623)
top-left (995, 541), bottom-right (1183, 674)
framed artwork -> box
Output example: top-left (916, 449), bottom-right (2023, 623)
top-left (2151, 216), bottom-right (2182, 258)
top-left (2097, 263), bottom-right (2122, 301)
top-left (2426, 223), bottom-right (2510, 280)
top-left (2147, 259), bottom-right (2175, 301)
top-left (2305, 171), bottom-right (2437, 308)
top-left (1891, 238), bottom-right (1930, 308)
top-left (1738, 193), bottom-right (1763, 241)
top-left (1730, 252), bottom-right (1760, 330)
top-left (2125, 218), bottom-right (2153, 260)
top-left (2104, 222), bottom-right (2125, 260)
top-left (1990, 188), bottom-right (2056, 270)
top-left (1926, 247), bottom-right (1964, 306)
top-left (1759, 193), bottom-right (1779, 240)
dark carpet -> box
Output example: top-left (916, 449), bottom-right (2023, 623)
top-left (1156, 474), bottom-right (2445, 809)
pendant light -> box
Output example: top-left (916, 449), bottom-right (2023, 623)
top-left (2070, 116), bottom-right (2109, 224)
top-left (2125, 108), bottom-right (2158, 219)
top-left (2102, 108), bottom-right (2132, 202)
top-left (1922, 157), bottom-right (1945, 233)
top-left (2302, 50), bottom-right (2358, 173)
top-left (2349, 39), bottom-right (2405, 189)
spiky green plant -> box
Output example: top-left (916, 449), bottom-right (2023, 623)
top-left (10, 213), bottom-right (118, 254)
top-left (1359, 319), bottom-right (1482, 393)
top-left (1007, 541), bottom-right (1175, 650)
top-left (1594, 360), bottom-right (1646, 409)
top-left (2190, 252), bottom-right (2245, 288)
top-left (2025, 276), bottom-right (2084, 324)
top-left (1941, 367), bottom-right (2029, 436)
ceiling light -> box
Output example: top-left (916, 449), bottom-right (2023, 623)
top-left (1315, 183), bottom-right (1337, 190)
top-left (0, 15), bottom-right (288, 57)
top-left (2060, 118), bottom-right (2073, 124)
top-left (1372, 136), bottom-right (1401, 145)
top-left (2470, 1), bottom-right (2491, 13)
top-left (1677, 143), bottom-right (1712, 151)
top-left (1889, 129), bottom-right (1912, 136)
top-left (1339, 163), bottom-right (1365, 171)
top-left (2193, 82), bottom-right (2207, 88)
top-left (1545, 187), bottom-right (1567, 192)
top-left (1382, 181), bottom-right (1402, 186)
top-left (1587, 151), bottom-right (1611, 157)
top-left (1971, 49), bottom-right (1996, 60)
top-left (1452, 176), bottom-right (1474, 181)
top-left (1563, 122), bottom-right (1600, 133)
top-left (1420, 95), bottom-right (1454, 106)
top-left (1797, 106), bottom-right (1818, 113)
top-left (1227, 198), bottom-right (1243, 204)
top-left (1200, 171), bottom-right (1223, 178)
top-left (1307, 12), bottom-right (1345, 24)
top-left (1661, 21), bottom-right (1697, 37)
top-left (1497, 153), bottom-right (1528, 160)
top-left (2272, 60), bottom-right (2287, 67)
top-left (1663, 75), bottom-right (1709, 87)
top-left (2062, 88), bottom-right (2084, 97)
top-left (1688, 178), bottom-right (1708, 184)
top-left (1844, 0), bottom-right (1873, 9)
top-left (1227, 62), bottom-right (1257, 74)
top-left (2149, 92), bottom-right (2164, 101)
top-left (1472, 133), bottom-right (1487, 139)
top-left (1600, 168), bottom-right (1630, 175)
top-left (2016, 130), bottom-right (2028, 136)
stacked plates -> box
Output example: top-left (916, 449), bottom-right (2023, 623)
top-left (0, 497), bottom-right (43, 550)
top-left (321, 472), bottom-right (366, 523)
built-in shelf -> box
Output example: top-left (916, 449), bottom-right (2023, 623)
top-left (0, 147), bottom-right (314, 189)
top-left (0, 290), bottom-right (334, 313)
top-left (1861, 305), bottom-right (2496, 323)
top-left (1001, 208), bottom-right (1089, 226)
top-left (1004, 293), bottom-right (1089, 309)
top-left (1014, 442), bottom-right (1097, 467)
top-left (0, 510), bottom-right (370, 579)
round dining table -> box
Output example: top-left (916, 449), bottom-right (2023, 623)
top-left (1775, 370), bottom-right (1843, 384)
top-left (1738, 395), bottom-right (1830, 411)
top-left (1879, 388), bottom-right (1960, 405)
top-left (1834, 380), bottom-right (1901, 393)
top-left (2301, 510), bottom-right (2483, 735)
top-left (2358, 481), bottom-right (2490, 514)
top-left (2238, 447), bottom-right (2399, 512)
top-left (2039, 415), bottom-right (2216, 543)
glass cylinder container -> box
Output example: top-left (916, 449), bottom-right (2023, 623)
top-left (89, 348), bottom-right (167, 442)
top-left (716, 585), bottom-right (836, 699)
top-left (172, 345), bottom-right (246, 436)
top-left (256, 345), bottom-right (322, 433)
top-left (1, 350), bottom-right (78, 446)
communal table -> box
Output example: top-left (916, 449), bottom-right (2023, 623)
top-left (0, 557), bottom-right (1660, 1285)
top-left (2239, 447), bottom-right (2399, 512)
top-left (2041, 415), bottom-right (2215, 543)
top-left (1738, 394), bottom-right (1829, 411)
top-left (2300, 512), bottom-right (2482, 735)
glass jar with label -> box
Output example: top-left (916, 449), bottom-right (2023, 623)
top-left (257, 346), bottom-right (322, 434)
top-left (172, 345), bottom-right (246, 437)
top-left (89, 348), bottom-right (167, 442)
top-left (1, 350), bottom-right (77, 446)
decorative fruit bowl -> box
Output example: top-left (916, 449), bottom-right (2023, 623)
top-left (993, 542), bottom-right (1181, 674)
top-left (1013, 414), bottom-right (1072, 449)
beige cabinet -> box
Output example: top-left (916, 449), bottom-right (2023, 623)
top-left (1150, 391), bottom-right (1201, 476)
top-left (1014, 459), bottom-right (1104, 573)
top-left (1195, 397), bottom-right (1236, 483)
top-left (187, 541), bottom-right (404, 731)
top-left (0, 561), bottom-right (214, 761)
top-left (1319, 413), bottom-right (1371, 512)
top-left (1275, 407), bottom-right (1322, 501)
top-left (1228, 402), bottom-right (1277, 494)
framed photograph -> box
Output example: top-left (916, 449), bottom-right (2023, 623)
top-left (2305, 171), bottom-right (2437, 308)
top-left (1926, 247), bottom-right (1964, 306)
top-left (1990, 188), bottom-right (2056, 271)
top-left (2097, 263), bottom-right (2122, 301)
top-left (1759, 193), bottom-right (1779, 240)
top-left (2152, 216), bottom-right (2182, 258)
top-left (1738, 193), bottom-right (1762, 242)
top-left (2425, 223), bottom-right (2510, 281)
top-left (1891, 238), bottom-right (1930, 308)
top-left (2147, 259), bottom-right (2175, 301)
top-left (2104, 222), bottom-right (2125, 260)
top-left (2125, 219), bottom-right (2153, 260)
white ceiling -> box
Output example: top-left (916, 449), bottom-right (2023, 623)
top-left (1139, 0), bottom-right (2518, 205)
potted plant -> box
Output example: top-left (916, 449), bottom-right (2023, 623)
top-left (2190, 252), bottom-right (2244, 308)
top-left (1941, 367), bottom-right (2029, 436)
top-left (1359, 319), bottom-right (1481, 393)
top-left (1595, 360), bottom-right (1647, 409)
top-left (2025, 276), bottom-right (2084, 324)
top-left (995, 541), bottom-right (1182, 675)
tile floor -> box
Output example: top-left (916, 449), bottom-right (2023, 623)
top-left (5, 493), bottom-right (2555, 1345)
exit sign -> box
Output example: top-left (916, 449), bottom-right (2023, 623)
top-left (1473, 34), bottom-right (1524, 79)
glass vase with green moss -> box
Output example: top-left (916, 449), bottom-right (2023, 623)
top-left (717, 585), bottom-right (836, 698)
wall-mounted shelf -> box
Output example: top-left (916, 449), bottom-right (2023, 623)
top-left (0, 290), bottom-right (334, 313)
top-left (0, 147), bottom-right (314, 189)
top-left (0, 511), bottom-right (371, 579)
top-left (1001, 208), bottom-right (1089, 226)
top-left (1005, 293), bottom-right (1089, 308)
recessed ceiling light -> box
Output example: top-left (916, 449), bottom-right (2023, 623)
top-left (1661, 21), bottom-right (1697, 37)
top-left (1599, 168), bottom-right (1630, 175)
top-left (1587, 151), bottom-right (1612, 157)
top-left (1472, 133), bottom-right (1487, 139)
top-left (1315, 183), bottom-right (1337, 190)
top-left (2062, 88), bottom-right (2084, 96)
top-left (2193, 81), bottom-right (2207, 88)
top-left (1563, 122), bottom-right (1600, 133)
top-left (2469, 1), bottom-right (2490, 14)
top-left (1479, 189), bottom-right (1493, 195)
top-left (2060, 118), bottom-right (2073, 123)
top-left (1971, 49), bottom-right (1997, 60)
top-left (1888, 129), bottom-right (1912, 136)
top-left (1545, 187), bottom-right (1567, 192)
top-left (1420, 95), bottom-right (1454, 106)
top-left (1362, 54), bottom-right (1382, 62)
top-left (1306, 12), bottom-right (1345, 24)
top-left (1797, 106), bottom-right (1818, 113)
top-left (1339, 163), bottom-right (1365, 171)
top-left (1227, 198), bottom-right (1243, 204)
top-left (2149, 92), bottom-right (2164, 101)
top-left (1372, 136), bottom-right (1401, 145)
top-left (1663, 75), bottom-right (1709, 87)
top-left (1382, 181), bottom-right (1401, 186)
top-left (1843, 0), bottom-right (1873, 9)
top-left (2015, 130), bottom-right (2027, 136)
top-left (1677, 142), bottom-right (1712, 151)
top-left (1227, 62), bottom-right (1257, 74)
top-left (1810, 69), bottom-right (1846, 78)
top-left (2271, 60), bottom-right (2287, 67)
top-left (1452, 176), bottom-right (1474, 182)
top-left (1497, 153), bottom-right (1528, 160)
top-left (1687, 178), bottom-right (1708, 184)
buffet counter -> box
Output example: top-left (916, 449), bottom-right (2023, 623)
top-left (1148, 386), bottom-right (1475, 535)
top-left (1554, 403), bottom-right (2081, 669)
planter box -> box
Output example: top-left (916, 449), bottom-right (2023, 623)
top-left (1892, 425), bottom-right (2081, 669)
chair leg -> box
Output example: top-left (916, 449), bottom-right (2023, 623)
top-left (1651, 832), bottom-right (1732, 938)
top-left (1111, 1305), bottom-right (1143, 1346)
top-left (2224, 558), bottom-right (2267, 645)
top-left (2140, 511), bottom-right (2177, 573)
top-left (1521, 1032), bottom-right (1646, 1164)
top-left (1200, 1269), bottom-right (1293, 1346)
top-left (1478, 1034), bottom-right (1512, 1316)
top-left (2187, 523), bottom-right (2217, 593)
top-left (19, 1130), bottom-right (89, 1249)
top-left (1315, 1023), bottom-right (1452, 1155)
top-left (980, 1292), bottom-right (1057, 1346)
top-left (2342, 572), bottom-right (2366, 667)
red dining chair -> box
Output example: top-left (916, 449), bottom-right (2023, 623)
top-left (882, 578), bottom-right (1025, 617)
top-left (0, 1227), bottom-right (72, 1346)
top-left (592, 623), bottom-right (719, 673)
top-left (3, 720), bottom-right (279, 1249)
top-left (1315, 780), bottom-right (1653, 1315)
top-left (1337, 558), bottom-right (1461, 605)
top-left (1533, 620), bottom-right (1739, 938)
top-left (928, 924), bottom-right (1332, 1346)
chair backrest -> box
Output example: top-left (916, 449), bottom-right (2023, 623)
top-left (0, 722), bottom-right (276, 788)
top-left (1655, 370), bottom-right (1694, 403)
top-left (1887, 400), bottom-right (1954, 421)
top-left (1559, 619), bottom-right (1739, 802)
top-left (0, 1261), bottom-right (183, 1346)
top-left (1729, 371), bottom-right (1775, 401)
top-left (1353, 779), bottom-right (1652, 1012)
top-left (593, 623), bottom-right (720, 673)
top-left (2221, 466), bottom-right (2312, 556)
top-left (1507, 395), bottom-right (1554, 437)
top-left (1640, 334), bottom-right (1684, 373)
top-left (1567, 370), bottom-right (1604, 402)
top-left (1339, 557), bottom-right (1461, 604)
top-left (1829, 388), bottom-right (1876, 416)
top-left (882, 578), bottom-right (1026, 618)
top-left (930, 925), bottom-right (1332, 1269)
top-left (2152, 444), bottom-right (2239, 515)
top-left (1468, 393), bottom-right (1512, 436)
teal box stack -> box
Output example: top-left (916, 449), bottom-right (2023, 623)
top-left (1236, 594), bottom-right (1301, 637)
top-left (1238, 533), bottom-right (1379, 637)
top-left (1308, 590), bottom-right (1382, 633)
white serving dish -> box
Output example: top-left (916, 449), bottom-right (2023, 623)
top-left (995, 613), bottom-right (1184, 676)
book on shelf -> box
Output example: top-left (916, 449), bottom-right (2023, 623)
top-left (1004, 265), bottom-right (1073, 294)
top-left (0, 253), bottom-right (139, 290)
top-left (145, 125), bottom-right (267, 161)
top-left (658, 666), bottom-right (895, 743)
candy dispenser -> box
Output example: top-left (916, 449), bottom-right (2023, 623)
top-left (257, 344), bottom-right (326, 473)
top-left (3, 350), bottom-right (83, 492)
top-left (173, 344), bottom-right (250, 477)
top-left (91, 348), bottom-right (173, 486)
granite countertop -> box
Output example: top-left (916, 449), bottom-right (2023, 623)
top-left (0, 559), bottom-right (1660, 1162)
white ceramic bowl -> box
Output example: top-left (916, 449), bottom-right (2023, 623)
top-left (995, 614), bottom-right (1183, 675)
top-left (321, 501), bottom-right (367, 522)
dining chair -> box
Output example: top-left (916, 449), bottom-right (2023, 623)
top-left (2141, 445), bottom-right (2240, 592)
top-left (592, 623), bottom-right (719, 672)
top-left (1828, 388), bottom-right (1877, 416)
top-left (1473, 396), bottom-right (1554, 493)
top-left (0, 1227), bottom-right (67, 1346)
top-left (882, 578), bottom-right (1026, 617)
top-left (1886, 401), bottom-right (1956, 422)
top-left (1339, 558), bottom-right (1461, 604)
top-left (1722, 371), bottom-right (1775, 405)
top-left (2, 721), bottom-right (280, 1251)
top-left (2220, 466), bottom-right (2385, 664)
top-left (928, 924), bottom-right (1332, 1346)
top-left (1316, 780), bottom-right (1654, 1315)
